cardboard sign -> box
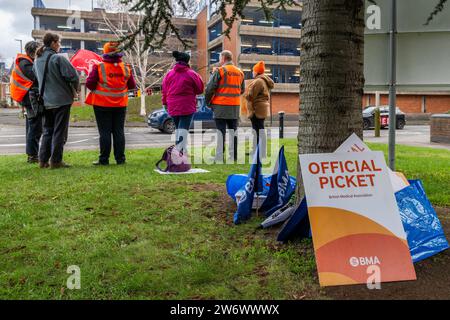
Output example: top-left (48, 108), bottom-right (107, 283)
top-left (299, 151), bottom-right (416, 287)
top-left (335, 133), bottom-right (409, 193)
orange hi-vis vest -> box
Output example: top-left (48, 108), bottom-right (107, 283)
top-left (210, 64), bottom-right (244, 106)
top-left (10, 54), bottom-right (34, 103)
top-left (85, 61), bottom-right (131, 107)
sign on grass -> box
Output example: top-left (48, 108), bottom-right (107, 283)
top-left (299, 151), bottom-right (416, 287)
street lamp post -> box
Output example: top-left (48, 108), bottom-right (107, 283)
top-left (388, 0), bottom-right (397, 171)
top-left (15, 39), bottom-right (23, 54)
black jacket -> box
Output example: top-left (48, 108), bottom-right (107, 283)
top-left (18, 57), bottom-right (38, 107)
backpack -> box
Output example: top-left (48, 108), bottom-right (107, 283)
top-left (156, 145), bottom-right (191, 173)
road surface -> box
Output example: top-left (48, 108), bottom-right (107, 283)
top-left (0, 124), bottom-right (447, 155)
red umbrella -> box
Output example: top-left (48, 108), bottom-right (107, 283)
top-left (70, 49), bottom-right (102, 76)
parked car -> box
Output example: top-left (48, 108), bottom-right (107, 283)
top-left (147, 95), bottom-right (216, 134)
top-left (363, 106), bottom-right (406, 130)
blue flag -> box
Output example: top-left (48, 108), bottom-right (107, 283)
top-left (233, 146), bottom-right (263, 224)
top-left (260, 146), bottom-right (295, 217)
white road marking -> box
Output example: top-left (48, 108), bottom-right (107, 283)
top-left (0, 143), bottom-right (26, 147)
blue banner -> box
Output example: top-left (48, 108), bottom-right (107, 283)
top-left (396, 180), bottom-right (449, 263)
top-left (233, 147), bottom-right (263, 224)
top-left (260, 146), bottom-right (296, 217)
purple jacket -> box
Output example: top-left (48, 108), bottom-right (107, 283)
top-left (162, 62), bottom-right (204, 116)
top-left (86, 54), bottom-right (137, 92)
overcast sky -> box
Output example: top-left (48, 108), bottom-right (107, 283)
top-left (0, 0), bottom-right (97, 66)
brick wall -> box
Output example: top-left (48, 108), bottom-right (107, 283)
top-left (196, 8), bottom-right (208, 83)
top-left (430, 115), bottom-right (450, 144)
top-left (223, 5), bottom-right (239, 62)
top-left (271, 93), bottom-right (299, 114)
top-left (426, 96), bottom-right (450, 114)
top-left (363, 93), bottom-right (450, 114)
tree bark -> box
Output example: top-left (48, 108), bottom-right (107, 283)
top-left (140, 84), bottom-right (146, 116)
top-left (296, 0), bottom-right (365, 202)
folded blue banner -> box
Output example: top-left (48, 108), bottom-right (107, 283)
top-left (260, 146), bottom-right (296, 217)
top-left (278, 180), bottom-right (449, 264)
top-left (233, 146), bottom-right (263, 224)
top-left (396, 180), bottom-right (449, 263)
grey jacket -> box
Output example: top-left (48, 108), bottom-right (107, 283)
top-left (205, 62), bottom-right (245, 120)
top-left (33, 48), bottom-right (80, 109)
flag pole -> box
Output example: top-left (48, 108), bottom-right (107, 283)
top-left (388, 0), bottom-right (397, 170)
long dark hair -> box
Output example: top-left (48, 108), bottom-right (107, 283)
top-left (36, 33), bottom-right (60, 57)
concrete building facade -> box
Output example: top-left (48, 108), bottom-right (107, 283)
top-left (364, 0), bottom-right (450, 115)
top-left (196, 0), bottom-right (302, 115)
top-left (29, 0), bottom-right (450, 116)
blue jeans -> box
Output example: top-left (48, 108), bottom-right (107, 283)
top-left (172, 114), bottom-right (194, 153)
top-left (25, 111), bottom-right (43, 157)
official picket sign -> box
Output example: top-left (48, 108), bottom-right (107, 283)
top-left (299, 151), bottom-right (417, 287)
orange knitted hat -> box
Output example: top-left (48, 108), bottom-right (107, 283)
top-left (253, 61), bottom-right (265, 75)
top-left (103, 42), bottom-right (120, 55)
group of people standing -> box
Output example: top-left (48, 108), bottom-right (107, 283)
top-left (163, 50), bottom-right (274, 161)
top-left (11, 33), bottom-right (136, 168)
top-left (11, 32), bottom-right (273, 167)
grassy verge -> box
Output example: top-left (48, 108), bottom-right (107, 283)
top-left (0, 140), bottom-right (448, 299)
top-left (70, 94), bottom-right (162, 123)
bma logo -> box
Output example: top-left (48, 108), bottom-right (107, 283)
top-left (349, 256), bottom-right (381, 267)
top-left (237, 178), bottom-right (255, 204)
top-left (277, 170), bottom-right (290, 203)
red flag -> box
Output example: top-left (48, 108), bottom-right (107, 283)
top-left (70, 50), bottom-right (102, 76)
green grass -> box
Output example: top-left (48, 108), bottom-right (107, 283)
top-left (0, 140), bottom-right (448, 299)
top-left (71, 94), bottom-right (163, 123)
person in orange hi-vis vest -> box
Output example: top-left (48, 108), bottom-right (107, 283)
top-left (85, 42), bottom-right (137, 166)
top-left (10, 41), bottom-right (42, 163)
top-left (205, 50), bottom-right (245, 163)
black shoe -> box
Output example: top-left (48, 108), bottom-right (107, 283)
top-left (27, 155), bottom-right (39, 164)
top-left (116, 161), bottom-right (126, 165)
top-left (93, 161), bottom-right (109, 166)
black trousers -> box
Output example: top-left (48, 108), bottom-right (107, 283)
top-left (39, 105), bottom-right (71, 164)
top-left (250, 116), bottom-right (266, 157)
top-left (25, 110), bottom-right (43, 157)
top-left (215, 118), bottom-right (238, 161)
top-left (94, 106), bottom-right (126, 164)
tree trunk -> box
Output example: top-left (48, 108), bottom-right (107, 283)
top-left (296, 0), bottom-right (365, 202)
top-left (140, 84), bottom-right (146, 117)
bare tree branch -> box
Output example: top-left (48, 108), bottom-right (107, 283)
top-left (424, 0), bottom-right (448, 25)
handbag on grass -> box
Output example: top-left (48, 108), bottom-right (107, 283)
top-left (156, 145), bottom-right (191, 173)
top-left (29, 52), bottom-right (54, 116)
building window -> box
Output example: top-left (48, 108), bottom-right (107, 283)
top-left (208, 21), bottom-right (222, 42)
top-left (271, 65), bottom-right (300, 83)
top-left (208, 44), bottom-right (223, 65)
top-left (40, 16), bottom-right (81, 32)
top-left (85, 41), bottom-right (106, 55)
top-left (179, 25), bottom-right (197, 38)
top-left (241, 64), bottom-right (300, 83)
top-left (241, 36), bottom-right (300, 56)
top-left (85, 21), bottom-right (114, 34)
top-left (60, 40), bottom-right (81, 55)
top-left (241, 7), bottom-right (302, 29)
